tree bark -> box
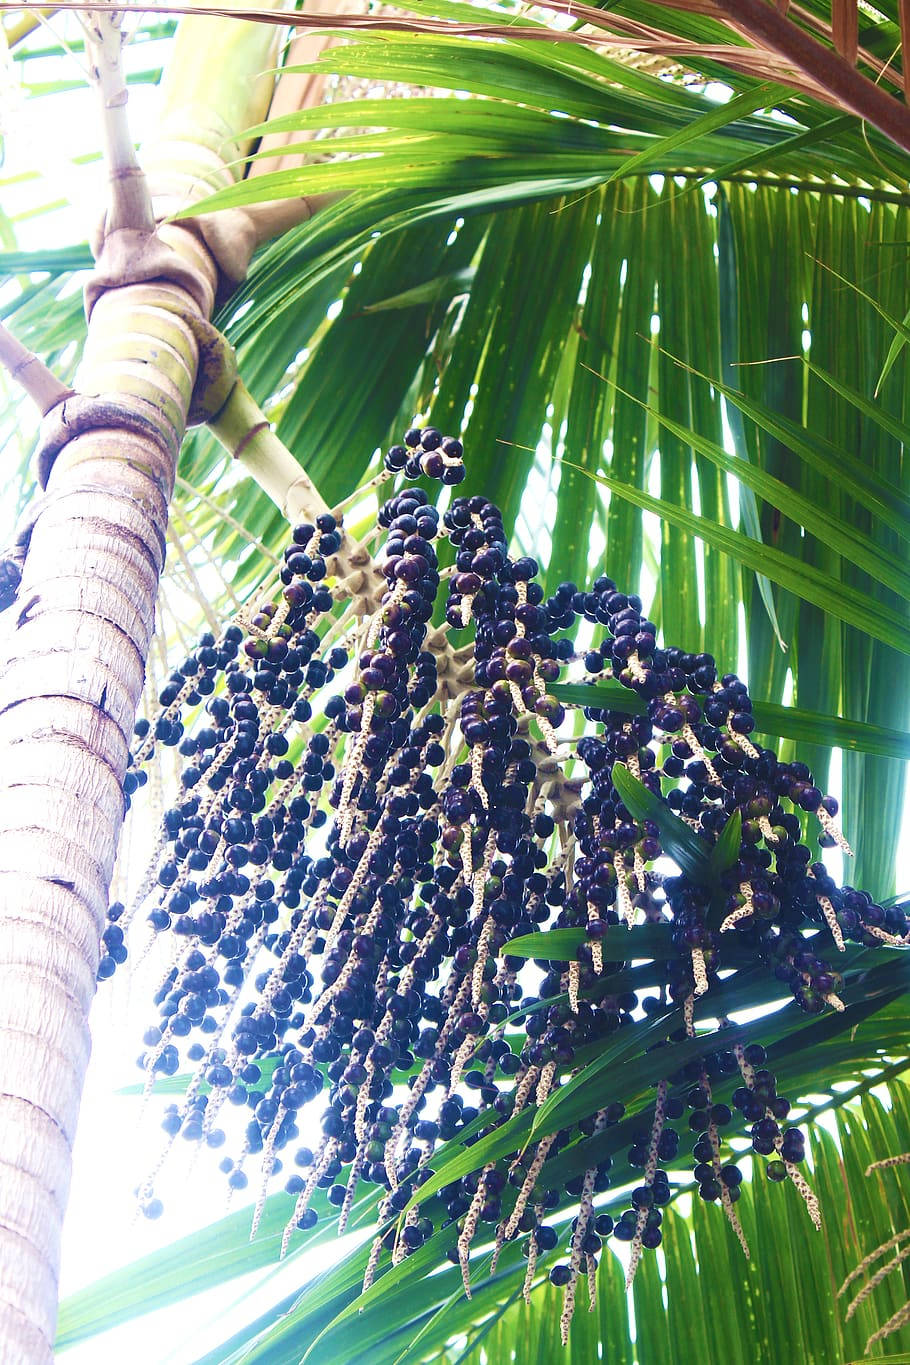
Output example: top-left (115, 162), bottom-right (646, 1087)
top-left (0, 9), bottom-right (282, 1358)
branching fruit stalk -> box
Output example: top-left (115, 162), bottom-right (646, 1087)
top-left (207, 377), bottom-right (382, 615)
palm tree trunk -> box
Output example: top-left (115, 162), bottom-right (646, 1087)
top-left (0, 9), bottom-right (283, 1358)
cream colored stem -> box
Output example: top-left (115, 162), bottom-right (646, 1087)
top-left (0, 322), bottom-right (71, 416)
top-left (82, 8), bottom-right (155, 234)
top-left (208, 377), bottom-right (329, 525)
top-left (206, 378), bottom-right (379, 604)
top-left (244, 194), bottom-right (341, 249)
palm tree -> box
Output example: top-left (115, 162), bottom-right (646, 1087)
top-left (2, 2), bottom-right (910, 1360)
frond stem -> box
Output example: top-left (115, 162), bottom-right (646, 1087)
top-left (207, 377), bottom-right (330, 527)
top-left (0, 321), bottom-right (72, 414)
top-left (649, 169), bottom-right (910, 207)
top-left (81, 6), bottom-right (155, 234)
top-left (710, 0), bottom-right (910, 154)
top-left (5, 7), bottom-right (56, 48)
